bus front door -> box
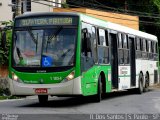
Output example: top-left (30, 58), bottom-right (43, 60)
top-left (109, 32), bottom-right (118, 89)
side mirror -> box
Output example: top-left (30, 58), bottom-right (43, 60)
top-left (82, 28), bottom-right (92, 56)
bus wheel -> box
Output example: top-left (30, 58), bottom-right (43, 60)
top-left (38, 95), bottom-right (48, 104)
top-left (137, 73), bottom-right (143, 94)
top-left (93, 76), bottom-right (102, 102)
top-left (144, 74), bottom-right (149, 92)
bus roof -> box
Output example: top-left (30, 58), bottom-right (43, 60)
top-left (15, 12), bottom-right (79, 19)
top-left (79, 13), bottom-right (158, 42)
top-left (16, 12), bottom-right (157, 42)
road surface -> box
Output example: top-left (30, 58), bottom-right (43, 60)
top-left (0, 87), bottom-right (160, 120)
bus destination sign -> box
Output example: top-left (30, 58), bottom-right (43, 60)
top-left (16, 17), bottom-right (77, 27)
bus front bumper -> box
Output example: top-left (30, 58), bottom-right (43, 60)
top-left (9, 77), bottom-right (82, 96)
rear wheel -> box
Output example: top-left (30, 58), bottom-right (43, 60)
top-left (38, 95), bottom-right (48, 104)
top-left (137, 73), bottom-right (143, 94)
top-left (92, 76), bottom-right (102, 102)
top-left (144, 74), bottom-right (149, 92)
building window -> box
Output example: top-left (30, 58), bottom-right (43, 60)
top-left (26, 0), bottom-right (31, 11)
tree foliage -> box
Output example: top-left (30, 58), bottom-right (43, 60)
top-left (0, 21), bottom-right (12, 66)
top-left (126, 0), bottom-right (160, 46)
top-left (67, 0), bottom-right (160, 45)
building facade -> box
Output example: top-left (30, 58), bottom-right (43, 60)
top-left (0, 0), bottom-right (63, 22)
top-left (31, 0), bottom-right (63, 13)
top-left (0, 0), bottom-right (13, 22)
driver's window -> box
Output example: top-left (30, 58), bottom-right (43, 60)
top-left (81, 22), bottom-right (96, 72)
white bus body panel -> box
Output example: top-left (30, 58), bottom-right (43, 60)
top-left (136, 59), bottom-right (158, 87)
top-left (9, 76), bottom-right (82, 95)
top-left (118, 66), bottom-right (131, 90)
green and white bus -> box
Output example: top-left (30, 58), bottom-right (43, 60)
top-left (9, 12), bottom-right (159, 103)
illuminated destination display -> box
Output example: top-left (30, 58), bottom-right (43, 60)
top-left (16, 17), bottom-right (78, 27)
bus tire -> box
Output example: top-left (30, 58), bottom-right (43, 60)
top-left (92, 76), bottom-right (102, 102)
top-left (144, 74), bottom-right (149, 92)
top-left (137, 73), bottom-right (144, 94)
top-left (38, 95), bottom-right (48, 104)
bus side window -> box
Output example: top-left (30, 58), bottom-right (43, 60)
top-left (98, 28), bottom-right (109, 64)
top-left (98, 29), bottom-right (106, 46)
top-left (156, 42), bottom-right (158, 60)
top-left (145, 40), bottom-right (148, 52)
top-left (118, 33), bottom-right (123, 48)
top-left (105, 30), bottom-right (110, 63)
top-left (155, 42), bottom-right (158, 53)
top-left (148, 41), bottom-right (151, 53)
top-left (105, 30), bottom-right (109, 46)
top-left (143, 39), bottom-right (146, 52)
top-left (81, 22), bottom-right (95, 72)
top-left (137, 37), bottom-right (141, 50)
top-left (136, 37), bottom-right (142, 58)
top-left (153, 42), bottom-right (158, 60)
top-left (118, 33), bottom-right (124, 64)
top-left (123, 34), bottom-right (127, 49)
top-left (140, 38), bottom-right (143, 51)
top-left (122, 34), bottom-right (129, 64)
top-left (148, 40), bottom-right (152, 59)
top-left (151, 41), bottom-right (154, 53)
top-left (91, 26), bottom-right (98, 63)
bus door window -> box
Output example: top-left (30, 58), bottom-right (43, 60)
top-left (81, 22), bottom-right (95, 72)
top-left (109, 32), bottom-right (118, 89)
top-left (98, 28), bottom-right (109, 64)
top-left (118, 33), bottom-right (124, 64)
top-left (128, 36), bottom-right (136, 87)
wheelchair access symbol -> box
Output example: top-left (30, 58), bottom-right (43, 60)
top-left (42, 56), bottom-right (53, 67)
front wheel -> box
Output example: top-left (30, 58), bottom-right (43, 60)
top-left (38, 95), bottom-right (48, 104)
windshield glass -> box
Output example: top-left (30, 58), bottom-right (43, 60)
top-left (13, 27), bottom-right (76, 68)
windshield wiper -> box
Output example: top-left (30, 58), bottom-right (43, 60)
top-left (25, 27), bottom-right (38, 53)
top-left (46, 26), bottom-right (63, 52)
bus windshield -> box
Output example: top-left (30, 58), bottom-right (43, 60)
top-left (13, 26), bottom-right (77, 68)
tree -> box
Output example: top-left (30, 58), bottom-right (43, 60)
top-left (0, 21), bottom-right (12, 66)
top-left (126, 0), bottom-right (160, 46)
top-left (67, 0), bottom-right (160, 45)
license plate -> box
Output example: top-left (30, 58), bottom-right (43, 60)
top-left (35, 88), bottom-right (48, 94)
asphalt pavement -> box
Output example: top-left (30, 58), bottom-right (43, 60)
top-left (0, 87), bottom-right (160, 120)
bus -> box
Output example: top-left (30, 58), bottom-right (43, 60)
top-left (8, 12), bottom-right (159, 103)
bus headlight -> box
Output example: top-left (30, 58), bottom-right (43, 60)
top-left (12, 73), bottom-right (22, 83)
top-left (61, 71), bottom-right (75, 83)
